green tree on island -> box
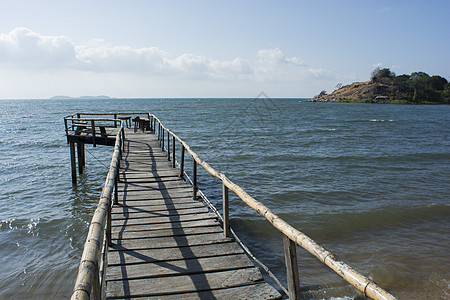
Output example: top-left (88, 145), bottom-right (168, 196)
top-left (368, 68), bottom-right (447, 104)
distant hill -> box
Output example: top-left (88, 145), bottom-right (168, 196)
top-left (309, 80), bottom-right (393, 103)
top-left (309, 68), bottom-right (449, 104)
top-left (51, 95), bottom-right (111, 100)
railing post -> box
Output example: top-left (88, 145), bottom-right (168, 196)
top-left (92, 264), bottom-right (101, 300)
top-left (107, 196), bottom-right (112, 246)
top-left (91, 120), bottom-right (96, 147)
top-left (167, 131), bottom-right (170, 160)
top-left (114, 170), bottom-right (119, 205)
top-left (223, 183), bottom-right (230, 237)
top-left (121, 127), bottom-right (125, 154)
top-left (283, 235), bottom-right (301, 300)
top-left (193, 159), bottom-right (198, 200)
top-left (158, 124), bottom-right (161, 142)
top-left (172, 136), bottom-right (176, 168)
top-left (114, 114), bottom-right (117, 128)
top-left (180, 145), bottom-right (185, 179)
top-left (162, 128), bottom-right (165, 151)
top-left (64, 118), bottom-right (69, 144)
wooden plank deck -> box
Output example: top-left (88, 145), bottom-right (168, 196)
top-left (106, 129), bottom-right (282, 299)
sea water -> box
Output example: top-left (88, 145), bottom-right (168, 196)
top-left (0, 98), bottom-right (449, 299)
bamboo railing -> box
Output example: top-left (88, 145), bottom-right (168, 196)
top-left (149, 114), bottom-right (397, 300)
top-left (70, 119), bottom-right (124, 300)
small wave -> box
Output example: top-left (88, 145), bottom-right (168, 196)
top-left (0, 218), bottom-right (40, 235)
top-left (370, 119), bottom-right (394, 122)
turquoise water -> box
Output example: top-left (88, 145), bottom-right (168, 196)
top-left (0, 98), bottom-right (449, 299)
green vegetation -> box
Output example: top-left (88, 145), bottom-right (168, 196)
top-left (370, 67), bottom-right (449, 104)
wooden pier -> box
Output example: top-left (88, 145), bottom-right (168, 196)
top-left (68, 113), bottom-right (397, 300)
top-left (106, 129), bottom-right (281, 299)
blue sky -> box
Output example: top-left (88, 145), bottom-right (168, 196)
top-left (0, 0), bottom-right (449, 99)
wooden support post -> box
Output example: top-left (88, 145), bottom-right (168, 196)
top-left (180, 146), bottom-right (185, 180)
top-left (223, 183), bottom-right (230, 237)
top-left (283, 235), bottom-right (301, 300)
top-left (167, 131), bottom-right (170, 160)
top-left (107, 198), bottom-right (112, 246)
top-left (162, 128), bottom-right (165, 151)
top-left (114, 114), bottom-right (117, 128)
top-left (114, 171), bottom-right (119, 205)
top-left (159, 124), bottom-right (161, 141)
top-left (193, 159), bottom-right (198, 200)
top-left (77, 142), bottom-right (84, 174)
top-left (64, 118), bottom-right (69, 144)
top-left (92, 264), bottom-right (101, 300)
top-left (91, 120), bottom-right (96, 147)
top-left (81, 143), bottom-right (85, 169)
top-left (121, 127), bottom-right (125, 154)
top-left (172, 136), bottom-right (176, 168)
top-left (70, 141), bottom-right (77, 185)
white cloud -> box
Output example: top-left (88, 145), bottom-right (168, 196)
top-left (255, 47), bottom-right (331, 81)
top-left (257, 48), bottom-right (305, 67)
top-left (76, 41), bottom-right (170, 74)
top-left (0, 27), bottom-right (76, 67)
top-left (0, 28), bottom-right (337, 98)
top-left (0, 28), bottom-right (329, 81)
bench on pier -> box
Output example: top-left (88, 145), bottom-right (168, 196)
top-left (132, 116), bottom-right (150, 132)
top-left (117, 116), bottom-right (132, 128)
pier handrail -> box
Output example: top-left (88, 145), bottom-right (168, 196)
top-left (70, 119), bottom-right (124, 300)
top-left (149, 114), bottom-right (396, 300)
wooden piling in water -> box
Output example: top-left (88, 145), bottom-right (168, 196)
top-left (77, 142), bottom-right (85, 174)
top-left (70, 141), bottom-right (77, 185)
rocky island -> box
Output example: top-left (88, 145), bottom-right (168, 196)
top-left (309, 68), bottom-right (449, 104)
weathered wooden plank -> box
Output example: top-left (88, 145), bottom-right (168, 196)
top-left (112, 201), bottom-right (205, 213)
top-left (113, 197), bottom-right (199, 206)
top-left (106, 253), bottom-right (254, 280)
top-left (128, 282), bottom-right (282, 300)
top-left (111, 225), bottom-right (222, 240)
top-left (111, 213), bottom-right (217, 227)
top-left (119, 175), bottom-right (181, 182)
top-left (111, 208), bottom-right (209, 219)
top-left (118, 188), bottom-right (193, 196)
top-left (119, 181), bottom-right (192, 189)
top-left (116, 192), bottom-right (194, 202)
top-left (108, 241), bottom-right (244, 266)
top-left (111, 218), bottom-right (219, 233)
top-left (111, 207), bottom-right (209, 220)
top-left (112, 232), bottom-right (230, 250)
top-left (106, 268), bottom-right (265, 299)
top-left (118, 183), bottom-right (192, 192)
